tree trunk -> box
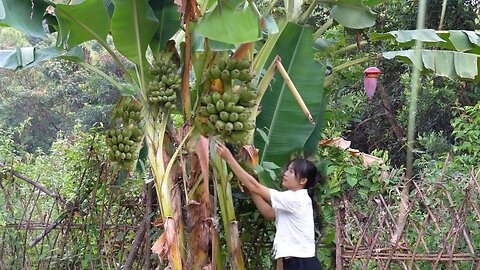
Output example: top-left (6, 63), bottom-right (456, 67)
top-left (145, 119), bottom-right (184, 270)
top-left (186, 153), bottom-right (213, 270)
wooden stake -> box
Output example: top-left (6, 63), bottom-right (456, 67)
top-left (275, 59), bottom-right (315, 124)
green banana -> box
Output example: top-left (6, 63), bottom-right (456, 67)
top-left (220, 111), bottom-right (230, 122)
top-left (216, 100), bottom-right (225, 112)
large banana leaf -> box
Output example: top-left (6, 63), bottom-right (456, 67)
top-left (372, 29), bottom-right (480, 54)
top-left (330, 4), bottom-right (375, 30)
top-left (256, 22), bottom-right (325, 166)
top-left (196, 2), bottom-right (261, 45)
top-left (0, 0), bottom-right (48, 38)
top-left (304, 93), bottom-right (327, 158)
top-left (383, 50), bottom-right (479, 80)
top-left (148, 1), bottom-right (180, 58)
top-left (0, 46), bottom-right (83, 70)
top-left (0, 1), bottom-right (4, 19)
top-left (111, 0), bottom-right (158, 68)
top-left (324, 0), bottom-right (387, 30)
top-left (55, 0), bottom-right (110, 49)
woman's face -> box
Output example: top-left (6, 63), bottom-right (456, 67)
top-left (282, 164), bottom-right (305, 191)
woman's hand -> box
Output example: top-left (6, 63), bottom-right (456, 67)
top-left (216, 142), bottom-right (271, 202)
top-left (216, 143), bottom-right (234, 163)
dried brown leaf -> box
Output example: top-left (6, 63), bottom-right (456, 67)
top-left (152, 233), bottom-right (168, 263)
top-left (320, 137), bottom-right (351, 150)
top-left (153, 217), bottom-right (164, 227)
top-left (239, 145), bottom-right (259, 169)
top-left (361, 153), bottom-right (384, 167)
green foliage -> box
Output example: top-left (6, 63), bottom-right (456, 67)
top-left (318, 145), bottom-right (397, 199)
top-left (0, 31), bottom-right (121, 152)
top-left (0, 123), bottom-right (18, 162)
top-left (383, 50), bottom-right (479, 80)
top-left (236, 197), bottom-right (276, 269)
top-left (450, 102), bottom-right (480, 167)
top-left (0, 125), bottom-right (146, 268)
top-left (110, 0), bottom-right (158, 66)
top-left (0, 0), bottom-right (48, 38)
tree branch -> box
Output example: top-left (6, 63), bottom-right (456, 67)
top-left (377, 83), bottom-right (405, 142)
top-left (125, 217), bottom-right (149, 270)
top-left (0, 163), bottom-right (66, 203)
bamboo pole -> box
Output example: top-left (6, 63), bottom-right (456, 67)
top-left (334, 198), bottom-right (344, 270)
top-left (275, 59), bottom-right (315, 124)
top-left (395, 0), bottom-right (427, 252)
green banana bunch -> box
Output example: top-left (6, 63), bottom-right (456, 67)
top-left (106, 126), bottom-right (143, 168)
top-left (107, 97), bottom-right (145, 169)
top-left (147, 54), bottom-right (180, 110)
top-left (195, 86), bottom-right (258, 144)
top-left (113, 99), bottom-right (143, 124)
top-left (204, 57), bottom-right (255, 83)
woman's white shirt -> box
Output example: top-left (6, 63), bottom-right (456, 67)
top-left (269, 188), bottom-right (315, 259)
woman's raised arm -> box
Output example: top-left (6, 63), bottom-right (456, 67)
top-left (216, 143), bottom-right (271, 202)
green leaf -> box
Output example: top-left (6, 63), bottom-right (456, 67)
top-left (326, 165), bottom-right (336, 176)
top-left (262, 161), bottom-right (280, 170)
top-left (0, 0), bottom-right (48, 38)
top-left (464, 31), bottom-right (480, 46)
top-left (119, 84), bottom-right (136, 96)
top-left (381, 29), bottom-right (445, 43)
top-left (55, 0), bottom-right (110, 49)
top-left (196, 3), bottom-right (261, 45)
top-left (149, 1), bottom-right (180, 58)
top-left (447, 30), bottom-right (476, 52)
top-left (330, 4), bottom-right (376, 30)
top-left (440, 31), bottom-right (480, 54)
top-left (192, 29), bottom-right (236, 51)
top-left (346, 175), bottom-right (358, 187)
top-left (314, 38), bottom-right (338, 52)
top-left (383, 50), bottom-right (422, 70)
top-left (0, 46), bottom-right (83, 70)
top-left (253, 164), bottom-right (278, 188)
top-left (111, 0), bottom-right (159, 65)
top-left (344, 166), bottom-right (357, 174)
top-left (256, 22), bottom-right (325, 166)
top-left (383, 50), bottom-right (479, 80)
top-left (333, 0), bottom-right (386, 7)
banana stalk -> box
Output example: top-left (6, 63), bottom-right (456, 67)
top-left (145, 114), bottom-right (184, 270)
top-left (211, 140), bottom-right (246, 270)
top-left (186, 135), bottom-right (216, 270)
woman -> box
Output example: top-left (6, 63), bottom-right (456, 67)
top-left (216, 143), bottom-right (322, 270)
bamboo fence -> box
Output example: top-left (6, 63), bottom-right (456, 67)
top-left (2, 160), bottom-right (479, 269)
top-left (335, 167), bottom-right (480, 270)
top-left (0, 162), bottom-right (152, 270)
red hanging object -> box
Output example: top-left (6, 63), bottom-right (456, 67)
top-left (363, 67), bottom-right (381, 100)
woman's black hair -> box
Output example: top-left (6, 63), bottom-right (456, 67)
top-left (286, 158), bottom-right (323, 191)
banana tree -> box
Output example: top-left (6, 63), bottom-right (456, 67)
top-left (0, 0), bottom-right (401, 269)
